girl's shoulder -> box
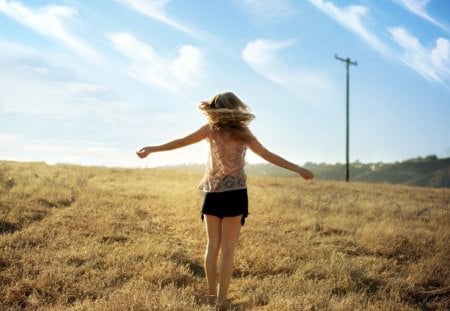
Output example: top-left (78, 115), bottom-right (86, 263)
top-left (197, 124), bottom-right (212, 137)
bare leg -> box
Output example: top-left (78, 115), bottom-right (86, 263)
top-left (204, 215), bottom-right (221, 296)
top-left (217, 215), bottom-right (242, 306)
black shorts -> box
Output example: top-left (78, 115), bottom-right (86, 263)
top-left (201, 189), bottom-right (249, 226)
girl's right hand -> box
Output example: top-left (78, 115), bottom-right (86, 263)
top-left (136, 147), bottom-right (152, 159)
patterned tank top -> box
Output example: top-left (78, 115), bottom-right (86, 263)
top-left (199, 129), bottom-right (247, 192)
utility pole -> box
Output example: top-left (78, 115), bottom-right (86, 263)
top-left (335, 54), bottom-right (357, 182)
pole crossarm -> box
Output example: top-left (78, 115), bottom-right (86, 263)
top-left (335, 54), bottom-right (357, 182)
top-left (335, 54), bottom-right (358, 66)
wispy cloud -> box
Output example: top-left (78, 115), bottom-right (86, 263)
top-left (395, 0), bottom-right (448, 31)
top-left (0, 137), bottom-right (130, 167)
top-left (239, 0), bottom-right (296, 20)
top-left (1, 135), bottom-right (205, 167)
top-left (307, 0), bottom-right (450, 85)
top-left (0, 132), bottom-right (15, 143)
top-left (307, 0), bottom-right (388, 55)
top-left (0, 0), bottom-right (101, 62)
top-left (107, 32), bottom-right (203, 95)
top-left (242, 38), bottom-right (335, 108)
top-left (0, 72), bottom-right (135, 122)
top-left (0, 42), bottom-right (131, 121)
top-left (119, 0), bottom-right (199, 37)
top-left (389, 27), bottom-right (450, 83)
top-left (242, 38), bottom-right (296, 83)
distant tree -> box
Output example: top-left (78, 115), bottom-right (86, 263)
top-left (425, 155), bottom-right (438, 162)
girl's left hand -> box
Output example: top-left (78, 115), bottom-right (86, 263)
top-left (299, 168), bottom-right (314, 180)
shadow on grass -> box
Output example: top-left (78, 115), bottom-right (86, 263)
top-left (0, 220), bottom-right (20, 234)
top-left (170, 252), bottom-right (205, 278)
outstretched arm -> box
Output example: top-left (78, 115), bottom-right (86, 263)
top-left (247, 137), bottom-right (313, 180)
top-left (136, 124), bottom-right (209, 159)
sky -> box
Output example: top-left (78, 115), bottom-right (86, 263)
top-left (0, 0), bottom-right (449, 168)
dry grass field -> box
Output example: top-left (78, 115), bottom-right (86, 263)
top-left (1, 161), bottom-right (449, 310)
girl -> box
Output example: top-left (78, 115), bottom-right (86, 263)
top-left (136, 92), bottom-right (313, 309)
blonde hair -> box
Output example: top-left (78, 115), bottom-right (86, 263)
top-left (199, 92), bottom-right (255, 142)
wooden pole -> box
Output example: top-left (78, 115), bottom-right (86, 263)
top-left (335, 54), bottom-right (357, 182)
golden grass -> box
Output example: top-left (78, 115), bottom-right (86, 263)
top-left (0, 161), bottom-right (449, 310)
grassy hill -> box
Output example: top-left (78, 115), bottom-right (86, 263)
top-left (304, 156), bottom-right (450, 188)
top-left (0, 161), bottom-right (449, 310)
top-left (161, 156), bottom-right (450, 188)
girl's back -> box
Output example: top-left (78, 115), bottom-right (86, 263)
top-left (200, 129), bottom-right (247, 192)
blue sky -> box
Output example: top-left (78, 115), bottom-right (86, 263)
top-left (0, 0), bottom-right (449, 168)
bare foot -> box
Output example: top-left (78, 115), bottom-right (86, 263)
top-left (216, 299), bottom-right (231, 310)
top-left (205, 294), bottom-right (216, 304)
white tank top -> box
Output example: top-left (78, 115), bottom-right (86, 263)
top-left (199, 129), bottom-right (247, 192)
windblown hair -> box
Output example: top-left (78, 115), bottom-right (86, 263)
top-left (199, 92), bottom-right (255, 142)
